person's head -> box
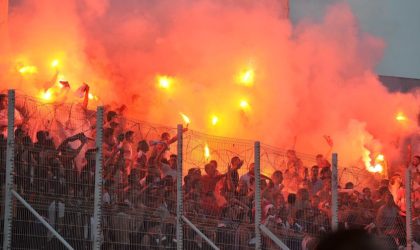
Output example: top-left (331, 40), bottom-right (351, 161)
top-left (161, 132), bottom-right (170, 141)
top-left (287, 193), bottom-right (297, 205)
top-left (137, 140), bottom-right (149, 153)
top-left (271, 170), bottom-right (283, 185)
top-left (362, 187), bottom-right (371, 199)
top-left (345, 182), bottom-right (354, 189)
top-left (169, 154), bottom-right (177, 168)
top-left (274, 193), bottom-right (285, 207)
top-left (413, 155), bottom-right (420, 167)
top-left (36, 131), bottom-right (47, 144)
top-left (0, 94), bottom-right (7, 110)
top-left (125, 131), bottom-right (134, 143)
top-left (316, 154), bottom-right (324, 165)
top-left (389, 174), bottom-right (402, 187)
top-left (230, 156), bottom-right (243, 169)
top-left (204, 163), bottom-right (216, 177)
top-left (320, 167), bottom-right (331, 180)
top-left (248, 162), bottom-right (255, 173)
top-left (106, 111), bottom-right (117, 123)
top-left (311, 165), bottom-right (319, 178)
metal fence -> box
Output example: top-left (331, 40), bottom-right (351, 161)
top-left (0, 89), bottom-right (417, 250)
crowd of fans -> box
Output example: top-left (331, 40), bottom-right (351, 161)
top-left (0, 94), bottom-right (419, 249)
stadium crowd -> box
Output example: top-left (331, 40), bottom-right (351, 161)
top-left (0, 95), bottom-right (419, 250)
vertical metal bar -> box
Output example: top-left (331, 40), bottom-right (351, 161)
top-left (331, 153), bottom-right (338, 231)
top-left (176, 124), bottom-right (183, 250)
top-left (254, 141), bottom-right (262, 250)
top-left (405, 168), bottom-right (412, 250)
top-left (93, 106), bottom-right (104, 250)
top-left (2, 89), bottom-right (15, 250)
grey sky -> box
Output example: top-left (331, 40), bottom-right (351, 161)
top-left (291, 0), bottom-right (420, 79)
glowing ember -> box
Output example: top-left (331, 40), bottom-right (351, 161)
top-left (157, 75), bottom-right (173, 89)
top-left (239, 99), bottom-right (249, 109)
top-left (180, 112), bottom-right (190, 124)
top-left (204, 144), bottom-right (210, 160)
top-left (395, 112), bottom-right (407, 122)
top-left (19, 65), bottom-right (38, 75)
top-left (211, 115), bottom-right (219, 126)
top-left (51, 59), bottom-right (60, 68)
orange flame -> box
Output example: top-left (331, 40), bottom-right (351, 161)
top-left (364, 150), bottom-right (384, 173)
top-left (395, 112), bottom-right (407, 122)
top-left (51, 59), bottom-right (60, 68)
top-left (239, 99), bottom-right (249, 109)
top-left (38, 89), bottom-right (53, 102)
top-left (157, 75), bottom-right (173, 89)
top-left (211, 115), bottom-right (219, 126)
top-left (204, 144), bottom-right (210, 160)
top-left (88, 93), bottom-right (99, 101)
top-left (238, 68), bottom-right (255, 86)
top-left (19, 65), bottom-right (38, 75)
top-left (180, 112), bottom-right (190, 124)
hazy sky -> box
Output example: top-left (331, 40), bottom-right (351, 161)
top-left (291, 0), bottom-right (420, 79)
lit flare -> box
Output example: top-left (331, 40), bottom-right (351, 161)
top-left (237, 68), bottom-right (255, 86)
top-left (395, 112), bottom-right (407, 122)
top-left (180, 112), bottom-right (190, 125)
top-left (19, 65), bottom-right (38, 75)
top-left (157, 75), bottom-right (173, 89)
top-left (204, 144), bottom-right (210, 160)
top-left (211, 115), bottom-right (219, 126)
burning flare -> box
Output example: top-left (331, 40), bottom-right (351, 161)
top-left (395, 112), bottom-right (407, 122)
top-left (157, 75), bottom-right (173, 89)
top-left (38, 89), bottom-right (53, 102)
top-left (180, 112), bottom-right (190, 125)
top-left (19, 65), bottom-right (38, 75)
top-left (238, 68), bottom-right (255, 86)
top-left (211, 115), bottom-right (219, 126)
top-left (204, 144), bottom-right (210, 160)
top-left (51, 59), bottom-right (60, 68)
top-left (239, 99), bottom-right (250, 109)
top-left (364, 150), bottom-right (385, 173)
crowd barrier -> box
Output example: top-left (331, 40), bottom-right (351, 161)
top-left (0, 89), bottom-right (417, 250)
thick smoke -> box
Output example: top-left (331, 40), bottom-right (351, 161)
top-left (1, 0), bottom-right (418, 169)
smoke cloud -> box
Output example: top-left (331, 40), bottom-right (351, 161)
top-left (1, 0), bottom-right (419, 170)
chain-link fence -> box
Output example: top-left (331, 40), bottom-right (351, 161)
top-left (0, 89), bottom-right (417, 250)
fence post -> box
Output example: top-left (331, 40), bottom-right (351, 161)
top-left (93, 106), bottom-right (104, 250)
top-left (2, 89), bottom-right (15, 250)
top-left (254, 141), bottom-right (262, 250)
top-left (405, 168), bottom-right (413, 250)
top-left (176, 124), bottom-right (183, 250)
top-left (331, 153), bottom-right (338, 232)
